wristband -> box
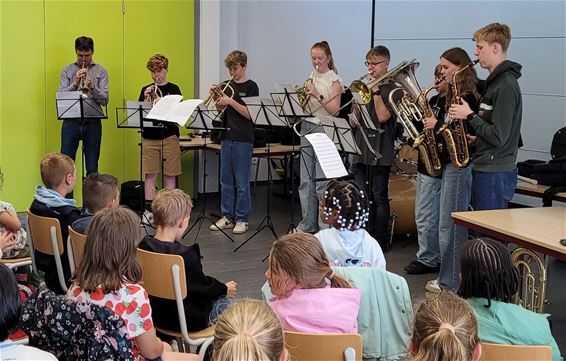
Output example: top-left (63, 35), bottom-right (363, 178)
top-left (466, 112), bottom-right (475, 121)
top-left (372, 91), bottom-right (381, 96)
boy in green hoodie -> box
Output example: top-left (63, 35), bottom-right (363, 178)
top-left (450, 23), bottom-right (522, 211)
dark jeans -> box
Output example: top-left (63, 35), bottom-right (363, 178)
top-left (351, 163), bottom-right (391, 247)
top-left (61, 119), bottom-right (102, 175)
top-left (472, 169), bottom-right (518, 211)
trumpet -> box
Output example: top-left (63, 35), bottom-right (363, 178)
top-left (204, 77), bottom-right (235, 118)
top-left (296, 65), bottom-right (319, 111)
top-left (78, 62), bottom-right (92, 97)
top-left (144, 83), bottom-right (163, 105)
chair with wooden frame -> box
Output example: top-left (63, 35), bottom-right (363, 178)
top-left (26, 210), bottom-right (67, 292)
top-left (284, 331), bottom-right (363, 361)
top-left (67, 226), bottom-right (87, 273)
top-left (136, 248), bottom-right (214, 361)
top-left (480, 342), bottom-right (552, 361)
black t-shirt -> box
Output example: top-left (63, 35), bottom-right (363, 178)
top-left (138, 82), bottom-right (182, 140)
top-left (220, 79), bottom-right (259, 143)
top-left (352, 82), bottom-right (399, 167)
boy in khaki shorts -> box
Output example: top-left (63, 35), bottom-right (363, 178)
top-left (138, 54), bottom-right (182, 219)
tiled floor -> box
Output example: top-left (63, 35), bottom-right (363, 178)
top-left (173, 184), bottom-right (565, 354)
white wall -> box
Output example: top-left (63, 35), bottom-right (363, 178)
top-left (372, 0), bottom-right (566, 161)
top-left (198, 0), bottom-right (566, 189)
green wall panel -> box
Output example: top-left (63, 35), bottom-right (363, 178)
top-left (0, 0), bottom-right (46, 209)
top-left (0, 0), bottom-right (195, 210)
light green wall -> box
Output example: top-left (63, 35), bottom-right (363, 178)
top-left (0, 0), bottom-right (195, 210)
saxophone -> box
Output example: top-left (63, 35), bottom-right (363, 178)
top-left (437, 60), bottom-right (479, 168)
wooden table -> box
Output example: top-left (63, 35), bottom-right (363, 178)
top-left (515, 180), bottom-right (566, 204)
top-left (452, 207), bottom-right (566, 260)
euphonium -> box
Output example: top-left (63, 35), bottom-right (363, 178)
top-left (296, 65), bottom-right (318, 111)
top-left (385, 60), bottom-right (443, 177)
top-left (511, 247), bottom-right (547, 313)
top-left (438, 59), bottom-right (479, 168)
top-left (204, 77), bottom-right (235, 118)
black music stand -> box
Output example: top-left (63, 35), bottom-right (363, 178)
top-left (116, 101), bottom-right (163, 231)
top-left (183, 106), bottom-right (234, 244)
top-left (270, 88), bottom-right (315, 233)
top-left (232, 97), bottom-right (287, 253)
top-left (56, 91), bottom-right (108, 182)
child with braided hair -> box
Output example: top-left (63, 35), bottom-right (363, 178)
top-left (458, 238), bottom-right (562, 360)
top-left (264, 233), bottom-right (361, 334)
top-left (410, 291), bottom-right (482, 361)
top-left (315, 179), bottom-right (386, 269)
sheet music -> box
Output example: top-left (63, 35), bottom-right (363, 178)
top-left (305, 133), bottom-right (348, 179)
top-left (146, 95), bottom-right (203, 126)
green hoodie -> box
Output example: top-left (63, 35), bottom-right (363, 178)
top-left (469, 60), bottom-right (522, 172)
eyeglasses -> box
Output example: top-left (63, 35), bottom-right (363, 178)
top-left (365, 60), bottom-right (386, 67)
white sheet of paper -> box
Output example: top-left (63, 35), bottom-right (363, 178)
top-left (146, 94), bottom-right (183, 121)
top-left (147, 95), bottom-right (203, 126)
top-left (305, 133), bottom-right (348, 179)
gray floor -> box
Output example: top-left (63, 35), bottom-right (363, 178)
top-left (174, 184), bottom-right (565, 354)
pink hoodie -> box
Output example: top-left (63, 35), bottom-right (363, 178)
top-left (269, 286), bottom-right (361, 334)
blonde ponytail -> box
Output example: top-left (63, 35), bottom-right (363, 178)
top-left (213, 299), bottom-right (285, 361)
top-left (411, 292), bottom-right (479, 361)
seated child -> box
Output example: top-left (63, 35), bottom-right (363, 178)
top-left (315, 179), bottom-right (386, 269)
top-left (458, 238), bottom-right (562, 360)
top-left (265, 232), bottom-right (361, 334)
top-left (66, 207), bottom-right (197, 361)
top-left (30, 152), bottom-right (81, 294)
top-left (0, 231), bottom-right (17, 259)
top-left (0, 167), bottom-right (28, 259)
top-left (71, 172), bottom-right (120, 234)
top-left (0, 263), bottom-right (57, 360)
top-left (410, 291), bottom-right (482, 361)
top-left (213, 299), bottom-right (288, 361)
top-left (138, 188), bottom-right (237, 332)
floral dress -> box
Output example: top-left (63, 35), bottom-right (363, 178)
top-left (67, 283), bottom-right (153, 360)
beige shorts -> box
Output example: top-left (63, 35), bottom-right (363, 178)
top-left (142, 135), bottom-right (182, 176)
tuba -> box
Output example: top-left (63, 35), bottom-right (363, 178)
top-left (437, 59), bottom-right (479, 168)
top-left (385, 60), bottom-right (443, 177)
top-left (204, 77), bottom-right (235, 118)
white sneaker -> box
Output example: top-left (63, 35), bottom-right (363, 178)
top-left (142, 210), bottom-right (155, 226)
top-left (425, 279), bottom-right (442, 293)
top-left (233, 221), bottom-right (249, 234)
top-left (209, 216), bottom-right (235, 231)
top-left (170, 339), bottom-right (179, 352)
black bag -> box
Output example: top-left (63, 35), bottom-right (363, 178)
top-left (120, 181), bottom-right (144, 213)
top-left (551, 127), bottom-right (566, 159)
top-left (517, 159), bottom-right (546, 178)
top-left (254, 128), bottom-right (267, 148)
top-left (532, 156), bottom-right (566, 187)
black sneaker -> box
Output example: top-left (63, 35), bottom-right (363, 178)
top-left (404, 260), bottom-right (440, 275)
